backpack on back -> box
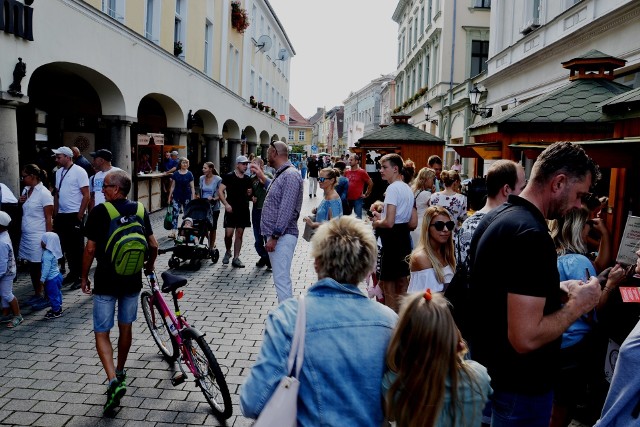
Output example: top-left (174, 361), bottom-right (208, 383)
top-left (104, 202), bottom-right (148, 276)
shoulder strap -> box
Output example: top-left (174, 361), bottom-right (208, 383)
top-left (287, 294), bottom-right (306, 378)
top-left (135, 202), bottom-right (144, 220)
top-left (103, 202), bottom-right (119, 220)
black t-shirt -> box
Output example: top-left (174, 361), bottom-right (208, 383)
top-left (307, 159), bottom-right (320, 177)
top-left (221, 172), bottom-right (251, 208)
top-left (85, 199), bottom-right (153, 296)
top-left (468, 195), bottom-right (561, 394)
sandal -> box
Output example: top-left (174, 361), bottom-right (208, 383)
top-left (7, 316), bottom-right (23, 328)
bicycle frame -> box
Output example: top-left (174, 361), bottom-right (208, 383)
top-left (146, 275), bottom-right (202, 376)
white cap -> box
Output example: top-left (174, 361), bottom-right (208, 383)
top-left (236, 155), bottom-right (249, 164)
top-left (170, 150), bottom-right (179, 156)
top-left (52, 146), bottom-right (73, 157)
top-left (0, 211), bottom-right (11, 227)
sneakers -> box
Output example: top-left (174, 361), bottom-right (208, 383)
top-left (222, 251), bottom-right (232, 265)
top-left (103, 378), bottom-right (126, 415)
top-left (44, 309), bottom-right (63, 320)
top-left (7, 315), bottom-right (23, 328)
top-left (116, 370), bottom-right (127, 386)
top-left (256, 256), bottom-right (268, 268)
top-left (232, 258), bottom-right (245, 268)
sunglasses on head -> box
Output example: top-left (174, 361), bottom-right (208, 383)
top-left (431, 220), bottom-right (455, 231)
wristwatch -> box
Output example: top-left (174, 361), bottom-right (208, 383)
top-left (271, 233), bottom-right (281, 240)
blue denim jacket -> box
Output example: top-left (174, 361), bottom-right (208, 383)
top-left (240, 278), bottom-right (398, 426)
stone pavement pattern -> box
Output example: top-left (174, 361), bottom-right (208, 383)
top-left (0, 180), bottom-right (322, 427)
top-left (0, 179), bottom-right (591, 427)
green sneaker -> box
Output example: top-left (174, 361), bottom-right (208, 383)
top-left (103, 379), bottom-right (126, 415)
top-left (116, 370), bottom-right (127, 386)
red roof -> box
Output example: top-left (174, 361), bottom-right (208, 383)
top-left (289, 105), bottom-right (312, 126)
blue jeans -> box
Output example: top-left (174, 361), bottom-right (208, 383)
top-left (93, 292), bottom-right (140, 333)
top-left (44, 273), bottom-right (63, 312)
top-left (349, 198), bottom-right (364, 219)
top-left (267, 234), bottom-right (297, 302)
top-left (252, 207), bottom-right (268, 258)
top-left (490, 389), bottom-right (553, 427)
top-left (172, 199), bottom-right (190, 230)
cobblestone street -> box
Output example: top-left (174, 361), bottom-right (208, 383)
top-left (0, 180), bottom-right (320, 427)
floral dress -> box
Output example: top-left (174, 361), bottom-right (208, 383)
top-left (429, 192), bottom-right (468, 232)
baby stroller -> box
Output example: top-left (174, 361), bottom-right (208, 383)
top-left (159, 199), bottom-right (218, 270)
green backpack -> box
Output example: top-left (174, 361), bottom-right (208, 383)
top-left (104, 202), bottom-right (148, 276)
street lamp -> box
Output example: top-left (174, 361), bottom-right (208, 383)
top-left (469, 85), bottom-right (492, 118)
top-left (423, 102), bottom-right (438, 125)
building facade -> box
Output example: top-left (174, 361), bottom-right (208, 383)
top-left (0, 0), bottom-right (294, 196)
top-left (392, 0), bottom-right (490, 171)
top-left (287, 104), bottom-right (312, 152)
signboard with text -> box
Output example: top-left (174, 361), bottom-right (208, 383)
top-left (616, 214), bottom-right (640, 266)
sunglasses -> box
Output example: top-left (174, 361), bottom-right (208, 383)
top-left (102, 183), bottom-right (117, 189)
top-left (318, 177), bottom-right (331, 182)
top-left (431, 220), bottom-right (455, 231)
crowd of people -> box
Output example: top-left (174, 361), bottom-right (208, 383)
top-left (2, 141), bottom-right (639, 425)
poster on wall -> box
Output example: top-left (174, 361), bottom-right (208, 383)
top-left (137, 133), bottom-right (165, 145)
top-left (63, 132), bottom-right (95, 155)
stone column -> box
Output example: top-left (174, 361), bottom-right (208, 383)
top-left (228, 139), bottom-right (241, 168)
top-left (260, 143), bottom-right (270, 161)
top-left (104, 116), bottom-right (135, 176)
top-left (167, 127), bottom-right (188, 158)
top-left (247, 141), bottom-right (258, 157)
top-left (203, 134), bottom-right (221, 172)
top-left (0, 93), bottom-right (28, 196)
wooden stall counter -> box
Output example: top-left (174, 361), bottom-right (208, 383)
top-left (135, 172), bottom-right (165, 213)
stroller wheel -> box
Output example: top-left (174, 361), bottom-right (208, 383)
top-left (210, 248), bottom-right (220, 263)
top-left (168, 257), bottom-right (180, 269)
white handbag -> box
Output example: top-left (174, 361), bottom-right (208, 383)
top-left (253, 295), bottom-right (306, 427)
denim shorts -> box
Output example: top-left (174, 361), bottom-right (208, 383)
top-left (93, 292), bottom-right (139, 333)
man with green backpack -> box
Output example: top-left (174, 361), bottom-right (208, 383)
top-left (80, 170), bottom-right (158, 415)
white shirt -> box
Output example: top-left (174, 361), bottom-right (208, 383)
top-left (408, 265), bottom-right (455, 293)
top-left (55, 164), bottom-right (89, 213)
top-left (90, 167), bottom-right (122, 206)
top-left (19, 183), bottom-right (54, 262)
top-left (0, 183), bottom-right (18, 204)
top-left (382, 180), bottom-right (413, 223)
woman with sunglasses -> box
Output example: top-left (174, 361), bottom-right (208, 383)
top-left (303, 168), bottom-right (343, 229)
top-left (407, 206), bottom-right (456, 293)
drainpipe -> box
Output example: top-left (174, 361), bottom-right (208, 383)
top-left (449, 0), bottom-right (457, 92)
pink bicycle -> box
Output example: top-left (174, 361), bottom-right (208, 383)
top-left (140, 271), bottom-right (232, 419)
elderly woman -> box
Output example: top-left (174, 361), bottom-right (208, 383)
top-left (240, 216), bottom-right (398, 426)
top-left (18, 164), bottom-right (53, 308)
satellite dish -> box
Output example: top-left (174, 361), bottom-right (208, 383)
top-left (276, 48), bottom-right (290, 61)
top-left (255, 35), bottom-right (272, 53)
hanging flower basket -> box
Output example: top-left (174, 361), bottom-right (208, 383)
top-left (174, 41), bottom-right (183, 56)
top-left (231, 1), bottom-right (250, 33)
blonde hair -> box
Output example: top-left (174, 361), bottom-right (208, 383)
top-left (552, 207), bottom-right (590, 256)
top-left (412, 167), bottom-right (436, 193)
top-left (319, 167), bottom-right (340, 190)
top-left (385, 292), bottom-right (481, 427)
top-left (311, 216), bottom-right (377, 285)
top-left (411, 206), bottom-right (456, 284)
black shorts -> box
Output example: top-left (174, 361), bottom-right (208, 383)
top-left (223, 206), bottom-right (251, 229)
top-left (378, 223), bottom-right (411, 281)
top-left (207, 209), bottom-right (221, 231)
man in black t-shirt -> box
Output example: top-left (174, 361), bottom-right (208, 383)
top-left (218, 155), bottom-right (252, 268)
top-left (81, 170), bottom-right (158, 414)
top-left (307, 154), bottom-right (320, 198)
top-left (468, 142), bottom-right (602, 426)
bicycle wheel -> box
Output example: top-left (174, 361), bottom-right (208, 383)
top-left (140, 291), bottom-right (178, 361)
top-left (182, 329), bottom-right (232, 419)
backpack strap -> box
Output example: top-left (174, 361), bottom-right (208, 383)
top-left (135, 202), bottom-right (144, 220)
top-left (103, 201), bottom-right (119, 220)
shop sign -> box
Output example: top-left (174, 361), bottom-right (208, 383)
top-left (137, 133), bottom-right (165, 145)
top-left (0, 0), bottom-right (34, 41)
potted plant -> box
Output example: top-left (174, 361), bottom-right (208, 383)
top-left (258, 101), bottom-right (264, 111)
top-left (271, 109), bottom-right (276, 117)
top-left (264, 105), bottom-right (270, 113)
top-left (231, 1), bottom-right (250, 33)
top-left (250, 96), bottom-right (257, 107)
top-left (174, 41), bottom-right (183, 56)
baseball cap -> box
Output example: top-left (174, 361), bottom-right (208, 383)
top-left (52, 146), bottom-right (73, 157)
top-left (0, 211), bottom-right (11, 227)
top-left (236, 155), bottom-right (249, 164)
top-left (170, 150), bottom-right (179, 156)
top-left (90, 149), bottom-right (113, 162)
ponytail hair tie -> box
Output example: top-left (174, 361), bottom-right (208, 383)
top-left (424, 289), bottom-right (432, 302)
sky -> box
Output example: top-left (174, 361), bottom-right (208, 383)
top-left (266, 0), bottom-right (399, 119)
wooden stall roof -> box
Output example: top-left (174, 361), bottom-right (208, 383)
top-left (450, 142), bottom-right (502, 159)
top-left (357, 121), bottom-right (445, 145)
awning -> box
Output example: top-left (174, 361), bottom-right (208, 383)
top-left (509, 143), bottom-right (550, 159)
top-left (450, 143), bottom-right (502, 159)
top-left (510, 139), bottom-right (640, 167)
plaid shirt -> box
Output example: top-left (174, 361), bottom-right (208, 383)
top-left (260, 161), bottom-right (303, 237)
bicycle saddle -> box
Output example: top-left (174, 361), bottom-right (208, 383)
top-left (161, 271), bottom-right (188, 293)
